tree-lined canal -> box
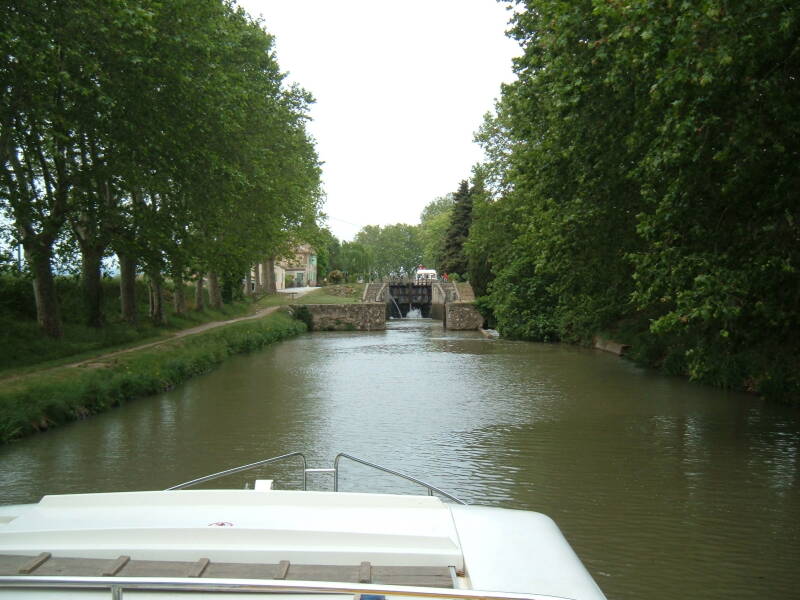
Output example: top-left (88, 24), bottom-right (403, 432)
top-left (2, 319), bottom-right (798, 599)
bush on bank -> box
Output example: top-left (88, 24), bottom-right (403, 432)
top-left (0, 312), bottom-right (305, 444)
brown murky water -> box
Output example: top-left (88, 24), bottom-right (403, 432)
top-left (2, 319), bottom-right (798, 599)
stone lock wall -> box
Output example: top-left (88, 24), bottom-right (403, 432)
top-left (593, 336), bottom-right (631, 356)
top-left (444, 301), bottom-right (485, 330)
top-left (305, 303), bottom-right (386, 331)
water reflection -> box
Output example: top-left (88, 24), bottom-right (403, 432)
top-left (0, 318), bottom-right (798, 599)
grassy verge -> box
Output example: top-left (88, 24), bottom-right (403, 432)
top-left (0, 276), bottom-right (258, 376)
top-left (0, 303), bottom-right (259, 379)
top-left (0, 311), bottom-right (305, 444)
top-left (295, 284), bottom-right (365, 304)
top-left (253, 284), bottom-right (366, 309)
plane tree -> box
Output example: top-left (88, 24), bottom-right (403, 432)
top-left (1, 0), bottom-right (324, 333)
top-left (355, 224), bottom-right (422, 280)
top-left (0, 0), bottom-right (150, 335)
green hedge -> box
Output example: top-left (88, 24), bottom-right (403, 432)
top-left (0, 312), bottom-right (305, 443)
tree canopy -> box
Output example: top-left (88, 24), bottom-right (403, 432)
top-left (354, 224), bottom-right (422, 280)
top-left (464, 0), bottom-right (799, 401)
top-left (1, 0), bottom-right (322, 334)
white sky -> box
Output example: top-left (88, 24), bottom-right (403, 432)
top-left (236, 0), bottom-right (521, 241)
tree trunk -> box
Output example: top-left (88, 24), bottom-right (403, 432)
top-left (173, 271), bottom-right (186, 315)
top-left (254, 262), bottom-right (262, 293)
top-left (208, 271), bottom-right (223, 309)
top-left (148, 273), bottom-right (166, 326)
top-left (80, 244), bottom-right (105, 328)
top-left (118, 252), bottom-right (137, 323)
top-left (244, 268), bottom-right (252, 297)
top-left (195, 277), bottom-right (205, 311)
top-left (264, 258), bottom-right (277, 294)
top-left (26, 244), bottom-right (63, 338)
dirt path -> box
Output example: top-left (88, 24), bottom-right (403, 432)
top-left (3, 288), bottom-right (321, 383)
top-left (1, 304), bottom-right (290, 384)
top-left (72, 305), bottom-right (285, 368)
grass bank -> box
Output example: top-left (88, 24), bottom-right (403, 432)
top-left (0, 311), bottom-right (305, 444)
top-left (253, 284), bottom-right (366, 309)
top-left (0, 275), bottom-right (257, 376)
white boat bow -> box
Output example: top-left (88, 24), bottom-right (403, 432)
top-left (0, 452), bottom-right (607, 600)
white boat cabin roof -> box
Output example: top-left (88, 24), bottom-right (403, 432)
top-left (0, 488), bottom-right (606, 599)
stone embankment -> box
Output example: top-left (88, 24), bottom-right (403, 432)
top-left (300, 283), bottom-right (484, 332)
top-left (303, 303), bottom-right (386, 331)
top-left (593, 337), bottom-right (631, 356)
top-left (434, 282), bottom-right (484, 330)
top-left (444, 301), bottom-right (485, 330)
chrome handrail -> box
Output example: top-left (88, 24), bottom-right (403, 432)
top-left (0, 575), bottom-right (566, 600)
top-left (334, 453), bottom-right (466, 505)
top-left (165, 451), bottom-right (465, 505)
top-left (166, 452), bottom-right (307, 490)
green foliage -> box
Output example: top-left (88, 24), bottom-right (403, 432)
top-left (418, 194), bottom-right (454, 270)
top-left (0, 312), bottom-right (305, 443)
top-left (0, 275), bottom-right (253, 372)
top-left (290, 305), bottom-right (314, 330)
top-left (293, 285), bottom-right (364, 305)
top-left (472, 296), bottom-right (497, 330)
top-left (486, 247), bottom-right (560, 342)
top-left (472, 0), bottom-right (800, 400)
top-left (1, 0), bottom-right (322, 336)
top-left (0, 273), bottom-right (36, 320)
top-left (311, 228), bottom-right (340, 280)
top-left (327, 270), bottom-right (345, 284)
top-left (464, 168), bottom-right (495, 297)
top-left (338, 242), bottom-right (373, 281)
top-left (354, 224), bottom-right (422, 279)
top-left (439, 181), bottom-right (473, 276)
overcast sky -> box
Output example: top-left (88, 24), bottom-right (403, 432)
top-left (236, 0), bottom-right (521, 241)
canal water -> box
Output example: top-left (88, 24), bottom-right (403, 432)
top-left (2, 319), bottom-right (798, 599)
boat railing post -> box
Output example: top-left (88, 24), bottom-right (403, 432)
top-left (166, 452), bottom-right (308, 490)
top-left (332, 453), bottom-right (465, 504)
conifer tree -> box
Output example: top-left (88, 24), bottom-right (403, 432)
top-left (439, 180), bottom-right (473, 277)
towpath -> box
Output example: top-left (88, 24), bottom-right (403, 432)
top-left (2, 287), bottom-right (316, 382)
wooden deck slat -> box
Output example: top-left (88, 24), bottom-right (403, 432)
top-left (102, 555), bottom-right (130, 576)
top-left (359, 561), bottom-right (371, 584)
top-left (274, 559), bottom-right (290, 580)
top-left (0, 553), bottom-right (453, 588)
top-left (187, 557), bottom-right (210, 578)
top-left (288, 564), bottom-right (359, 582)
top-left (25, 556), bottom-right (111, 577)
top-left (372, 565), bottom-right (453, 588)
top-left (117, 559), bottom-right (202, 577)
top-left (17, 553), bottom-right (50, 574)
top-left (203, 561), bottom-right (275, 579)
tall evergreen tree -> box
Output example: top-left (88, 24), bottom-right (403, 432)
top-left (439, 180), bottom-right (473, 277)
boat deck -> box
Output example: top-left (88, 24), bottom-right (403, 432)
top-left (0, 553), bottom-right (454, 588)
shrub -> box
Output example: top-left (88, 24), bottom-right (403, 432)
top-left (290, 305), bottom-right (314, 330)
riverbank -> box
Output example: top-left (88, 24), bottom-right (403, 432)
top-left (0, 311), bottom-right (306, 444)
